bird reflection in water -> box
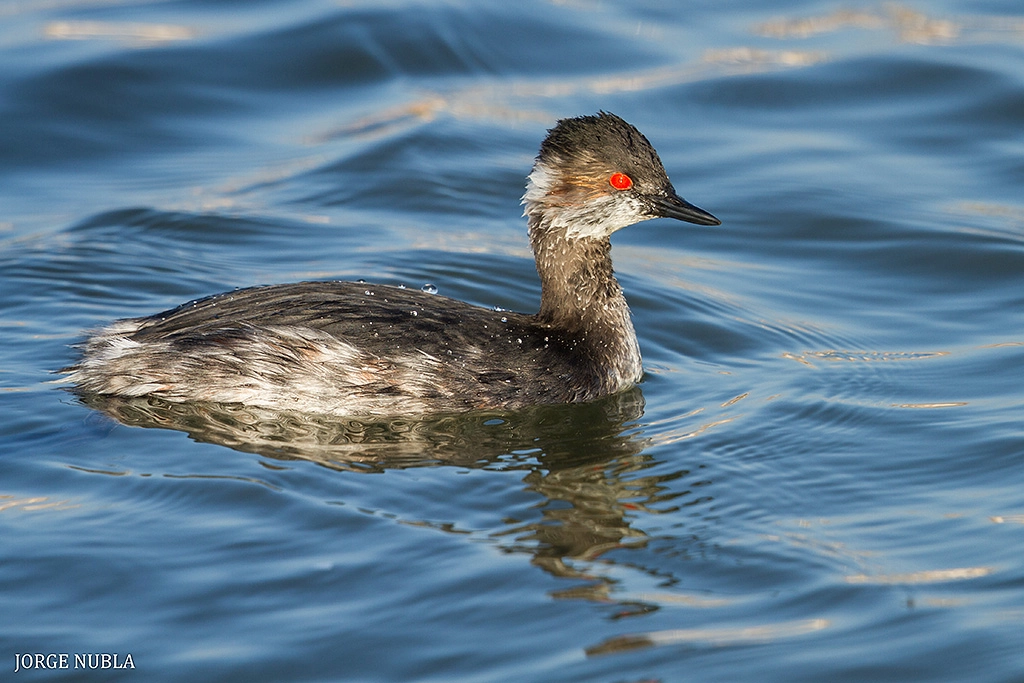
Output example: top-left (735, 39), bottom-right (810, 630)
top-left (78, 387), bottom-right (713, 619)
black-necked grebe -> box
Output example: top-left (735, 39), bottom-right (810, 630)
top-left (66, 112), bottom-right (720, 416)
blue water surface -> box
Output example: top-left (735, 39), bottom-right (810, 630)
top-left (2, 1), bottom-right (1024, 681)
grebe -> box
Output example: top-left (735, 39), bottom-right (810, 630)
top-left (66, 112), bottom-right (720, 416)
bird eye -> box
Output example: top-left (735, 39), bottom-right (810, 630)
top-left (609, 172), bottom-right (633, 190)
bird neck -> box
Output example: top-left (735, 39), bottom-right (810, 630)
top-left (528, 209), bottom-right (640, 348)
top-left (527, 210), bottom-right (642, 391)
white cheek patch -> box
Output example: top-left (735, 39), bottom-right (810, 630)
top-left (523, 160), bottom-right (652, 239)
top-left (563, 194), bottom-right (649, 239)
top-left (540, 191), bottom-right (651, 240)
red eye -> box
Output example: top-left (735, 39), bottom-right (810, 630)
top-left (609, 172), bottom-right (633, 190)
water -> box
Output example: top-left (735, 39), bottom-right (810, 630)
top-left (2, 1), bottom-right (1024, 681)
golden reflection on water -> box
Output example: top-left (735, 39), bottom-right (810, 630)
top-left (782, 349), bottom-right (950, 366)
top-left (0, 495), bottom-right (79, 513)
top-left (845, 566), bottom-right (993, 584)
top-left (587, 618), bottom-right (830, 656)
top-left (43, 20), bottom-right (196, 45)
top-left (756, 4), bottom-right (1024, 45)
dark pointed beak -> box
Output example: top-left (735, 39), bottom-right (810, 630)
top-left (652, 191), bottom-right (721, 226)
